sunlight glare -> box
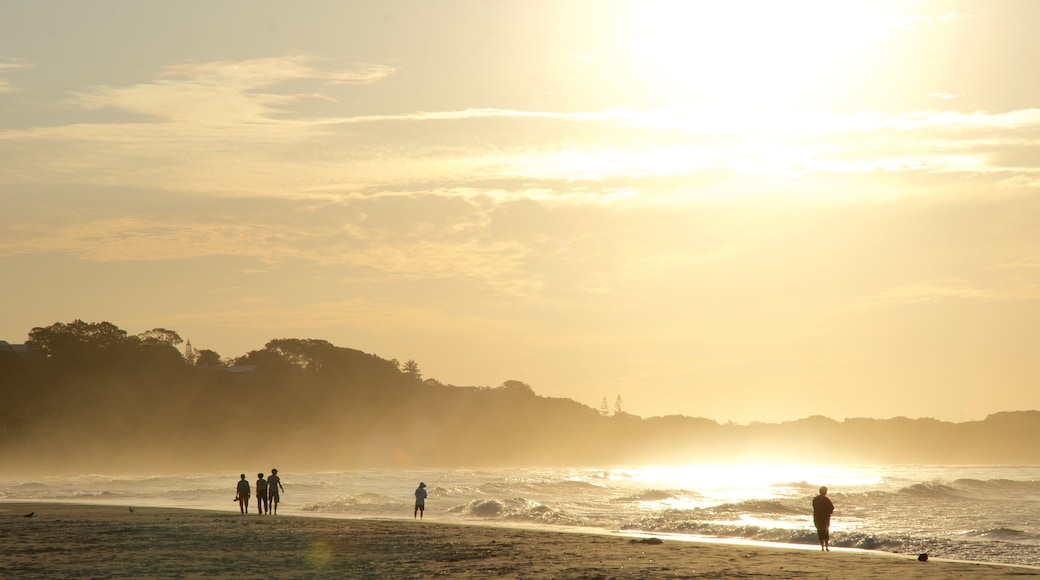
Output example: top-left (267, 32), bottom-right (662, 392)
top-left (624, 464), bottom-right (882, 505)
top-left (623, 0), bottom-right (898, 110)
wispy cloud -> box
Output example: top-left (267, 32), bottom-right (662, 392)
top-left (72, 55), bottom-right (396, 124)
top-left (872, 281), bottom-right (996, 304)
top-left (0, 206), bottom-right (542, 300)
top-left (861, 278), bottom-right (1038, 307)
top-left (4, 53), bottom-right (1040, 210)
top-left (894, 10), bottom-right (973, 32)
top-left (328, 107), bottom-right (632, 124)
top-left (125, 296), bottom-right (520, 344)
top-left (0, 60), bottom-right (33, 93)
top-left (0, 216), bottom-right (294, 262)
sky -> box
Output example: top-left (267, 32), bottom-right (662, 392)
top-left (2, 0), bottom-right (1039, 424)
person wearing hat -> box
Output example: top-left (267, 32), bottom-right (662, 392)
top-left (812, 486), bottom-right (835, 551)
top-left (414, 482), bottom-right (428, 519)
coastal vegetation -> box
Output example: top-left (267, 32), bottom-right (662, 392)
top-left (2, 320), bottom-right (1038, 473)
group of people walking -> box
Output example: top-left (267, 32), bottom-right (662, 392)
top-left (235, 468), bottom-right (285, 515)
top-left (231, 473), bottom-right (833, 551)
top-left (232, 471), bottom-right (427, 520)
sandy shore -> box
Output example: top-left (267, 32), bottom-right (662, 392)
top-left (2, 502), bottom-right (1038, 579)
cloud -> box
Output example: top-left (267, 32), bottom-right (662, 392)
top-left (0, 193), bottom-right (542, 300)
top-left (125, 295), bottom-right (520, 343)
top-left (624, 106), bottom-right (1040, 135)
top-left (71, 55), bottom-right (397, 124)
top-left (0, 215), bottom-right (290, 262)
top-left (861, 278), bottom-right (1038, 307)
top-left (0, 56), bottom-right (398, 197)
top-left (872, 281), bottom-right (996, 304)
top-left (894, 10), bottom-right (973, 32)
top-left (325, 63), bottom-right (400, 85)
top-left (4, 50), bottom-right (1040, 211)
top-left (0, 60), bottom-right (33, 93)
top-left (328, 107), bottom-right (631, 125)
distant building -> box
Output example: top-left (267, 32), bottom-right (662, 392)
top-left (0, 340), bottom-right (29, 354)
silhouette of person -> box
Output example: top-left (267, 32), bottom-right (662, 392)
top-left (414, 482), bottom-right (428, 519)
top-left (256, 473), bottom-right (270, 515)
top-left (812, 485), bottom-right (835, 551)
top-left (236, 474), bottom-right (251, 514)
top-left (268, 468), bottom-right (285, 514)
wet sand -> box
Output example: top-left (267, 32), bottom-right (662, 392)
top-left (2, 502), bottom-right (1038, 579)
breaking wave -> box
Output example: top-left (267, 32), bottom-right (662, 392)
top-left (447, 498), bottom-right (581, 525)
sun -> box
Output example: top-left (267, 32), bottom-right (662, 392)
top-left (620, 0), bottom-right (900, 111)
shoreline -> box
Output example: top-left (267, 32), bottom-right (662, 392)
top-left (3, 502), bottom-right (1039, 579)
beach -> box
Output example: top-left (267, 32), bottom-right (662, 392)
top-left (2, 502), bottom-right (1038, 579)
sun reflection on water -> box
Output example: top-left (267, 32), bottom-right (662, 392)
top-left (617, 464), bottom-right (884, 505)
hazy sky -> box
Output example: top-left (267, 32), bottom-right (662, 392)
top-left (2, 0), bottom-right (1039, 424)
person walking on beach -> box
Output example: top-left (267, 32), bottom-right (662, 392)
top-left (813, 486), bottom-right (835, 551)
top-left (268, 468), bottom-right (285, 514)
top-left (256, 473), bottom-right (270, 515)
top-left (236, 474), bottom-right (251, 515)
top-left (414, 481), bottom-right (428, 519)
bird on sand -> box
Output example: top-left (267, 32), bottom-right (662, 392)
top-left (129, 507), bottom-right (135, 513)
top-left (23, 512), bottom-right (34, 518)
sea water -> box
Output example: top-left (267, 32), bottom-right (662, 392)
top-left (2, 464), bottom-right (1039, 567)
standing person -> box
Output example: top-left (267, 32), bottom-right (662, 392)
top-left (812, 486), bottom-right (835, 551)
top-left (256, 473), bottom-right (269, 515)
top-left (235, 474), bottom-right (251, 515)
top-left (414, 481), bottom-right (428, 519)
top-left (268, 468), bottom-right (285, 514)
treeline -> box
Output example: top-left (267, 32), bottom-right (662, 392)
top-left (2, 320), bottom-right (1039, 473)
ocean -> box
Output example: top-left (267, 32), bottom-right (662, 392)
top-left (3, 464), bottom-right (1039, 567)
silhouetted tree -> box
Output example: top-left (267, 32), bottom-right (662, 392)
top-left (26, 320), bottom-right (129, 360)
top-left (136, 328), bottom-right (183, 346)
top-left (195, 349), bottom-right (223, 367)
top-left (7, 317), bottom-right (1040, 471)
top-left (234, 347), bottom-right (298, 373)
top-left (402, 359), bottom-right (422, 381)
top-left (500, 380), bottom-right (535, 395)
top-left (24, 320), bottom-right (138, 373)
top-left (264, 338), bottom-right (337, 371)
